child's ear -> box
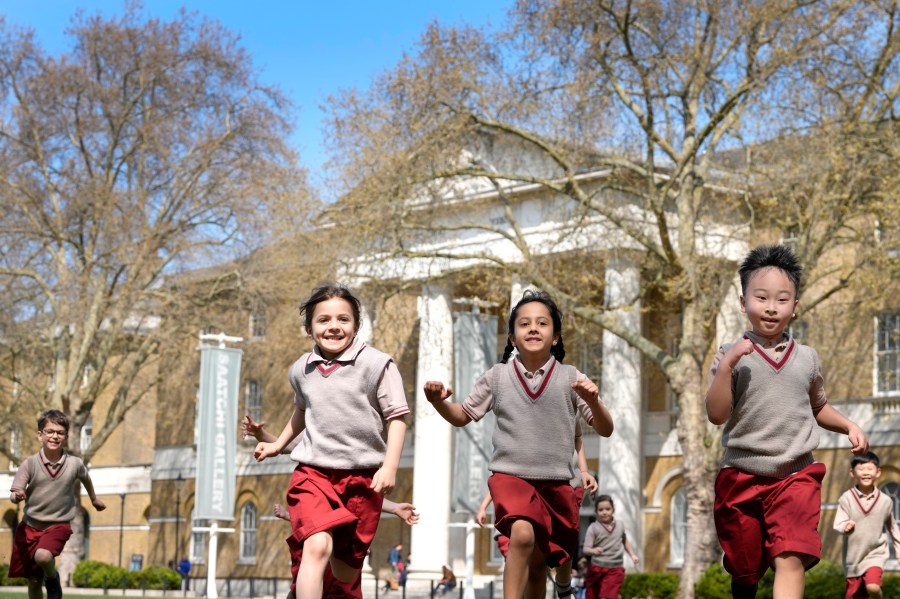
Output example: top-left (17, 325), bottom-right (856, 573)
top-left (739, 295), bottom-right (747, 313)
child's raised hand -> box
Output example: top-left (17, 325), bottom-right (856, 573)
top-left (847, 424), bottom-right (869, 455)
top-left (371, 465), bottom-right (396, 495)
top-left (92, 497), bottom-right (107, 511)
top-left (254, 442), bottom-right (279, 462)
top-left (392, 502), bottom-right (420, 526)
top-left (10, 489), bottom-right (25, 503)
top-left (725, 339), bottom-right (754, 368)
top-left (844, 520), bottom-right (856, 533)
top-left (571, 378), bottom-right (600, 403)
top-left (424, 381), bottom-right (453, 403)
top-left (241, 415), bottom-right (266, 440)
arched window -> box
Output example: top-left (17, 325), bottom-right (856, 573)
top-left (669, 487), bottom-right (687, 567)
top-left (239, 503), bottom-right (257, 563)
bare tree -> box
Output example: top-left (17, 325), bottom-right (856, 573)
top-left (324, 1), bottom-right (899, 595)
top-left (0, 6), bottom-right (310, 576)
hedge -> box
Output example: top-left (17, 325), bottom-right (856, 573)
top-left (0, 563), bottom-right (29, 587)
top-left (72, 560), bottom-right (180, 591)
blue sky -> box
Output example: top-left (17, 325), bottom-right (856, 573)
top-left (0, 1), bottom-right (510, 186)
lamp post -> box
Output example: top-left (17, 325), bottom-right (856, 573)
top-left (118, 492), bottom-right (126, 568)
top-left (174, 473), bottom-right (185, 566)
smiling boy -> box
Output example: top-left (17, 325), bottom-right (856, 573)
top-left (833, 452), bottom-right (900, 599)
top-left (8, 410), bottom-right (106, 599)
top-left (706, 244), bottom-right (868, 599)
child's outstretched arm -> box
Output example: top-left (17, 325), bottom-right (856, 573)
top-left (575, 437), bottom-right (598, 495)
top-left (383, 499), bottom-right (420, 525)
top-left (476, 490), bottom-right (493, 527)
top-left (254, 407), bottom-right (305, 462)
top-left (423, 381), bottom-right (472, 427)
top-left (372, 417), bottom-right (407, 495)
top-left (624, 536), bottom-right (639, 564)
top-left (82, 472), bottom-right (107, 511)
top-left (572, 377), bottom-right (613, 437)
top-left (706, 340), bottom-right (753, 425)
top-left (813, 404), bottom-right (868, 455)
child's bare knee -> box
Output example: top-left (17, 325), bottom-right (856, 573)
top-left (33, 548), bottom-right (54, 566)
top-left (509, 520), bottom-right (535, 548)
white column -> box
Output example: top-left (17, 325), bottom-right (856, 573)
top-left (410, 284), bottom-right (454, 576)
top-left (358, 304), bottom-right (374, 344)
top-left (599, 259), bottom-right (643, 570)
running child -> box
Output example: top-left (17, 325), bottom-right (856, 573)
top-left (254, 284), bottom-right (410, 599)
top-left (243, 415), bottom-right (418, 599)
top-left (581, 495), bottom-right (639, 599)
top-left (424, 289), bottom-right (613, 599)
top-left (706, 244), bottom-right (868, 599)
top-left (833, 451), bottom-right (900, 599)
top-left (8, 410), bottom-right (107, 599)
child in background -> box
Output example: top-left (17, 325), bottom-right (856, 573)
top-left (706, 245), bottom-right (868, 599)
top-left (582, 495), bottom-right (639, 599)
top-left (254, 284), bottom-right (410, 599)
top-left (833, 451), bottom-right (900, 599)
top-left (8, 410), bottom-right (107, 599)
top-left (425, 290), bottom-right (613, 599)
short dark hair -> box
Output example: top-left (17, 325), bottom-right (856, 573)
top-left (299, 283), bottom-right (361, 331)
top-left (851, 451), bottom-right (880, 469)
top-left (38, 409), bottom-right (69, 433)
top-left (739, 244), bottom-right (802, 296)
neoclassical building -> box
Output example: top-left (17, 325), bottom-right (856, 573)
top-left (3, 135), bottom-right (898, 594)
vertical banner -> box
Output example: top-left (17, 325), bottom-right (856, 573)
top-left (195, 346), bottom-right (242, 520)
top-left (451, 312), bottom-right (498, 513)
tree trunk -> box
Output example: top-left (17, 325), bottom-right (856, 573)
top-left (672, 362), bottom-right (721, 598)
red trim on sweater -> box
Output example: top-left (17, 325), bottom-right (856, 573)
top-left (512, 359), bottom-right (556, 401)
top-left (744, 335), bottom-right (795, 372)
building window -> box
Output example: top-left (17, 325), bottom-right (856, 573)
top-left (239, 503), bottom-right (257, 562)
top-left (249, 309), bottom-right (266, 339)
top-left (245, 380), bottom-right (262, 423)
top-left (876, 312), bottom-right (900, 396)
top-left (669, 487), bottom-right (687, 567)
top-left (189, 515), bottom-right (207, 564)
top-left (80, 416), bottom-right (93, 454)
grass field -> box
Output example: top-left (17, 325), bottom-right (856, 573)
top-left (0, 594), bottom-right (115, 599)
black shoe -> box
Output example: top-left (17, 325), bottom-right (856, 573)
top-left (45, 572), bottom-right (62, 599)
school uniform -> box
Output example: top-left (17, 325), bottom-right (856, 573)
top-left (285, 336), bottom-right (409, 569)
top-left (463, 356), bottom-right (600, 567)
top-left (711, 331), bottom-right (828, 585)
top-left (582, 519), bottom-right (627, 599)
top-left (9, 450), bottom-right (89, 579)
top-left (834, 487), bottom-right (900, 598)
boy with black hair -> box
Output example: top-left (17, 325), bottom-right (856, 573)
top-left (8, 410), bottom-right (106, 599)
top-left (706, 244), bottom-right (868, 599)
top-left (833, 451), bottom-right (900, 599)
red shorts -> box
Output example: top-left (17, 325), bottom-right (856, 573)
top-left (495, 534), bottom-right (509, 558)
top-left (574, 487), bottom-right (586, 508)
top-left (286, 464), bottom-right (383, 570)
top-left (846, 567), bottom-right (883, 598)
top-left (286, 537), bottom-right (362, 599)
top-left (487, 472), bottom-right (579, 567)
top-left (584, 564), bottom-right (625, 599)
top-left (9, 523), bottom-right (73, 579)
top-left (714, 462), bottom-right (825, 585)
